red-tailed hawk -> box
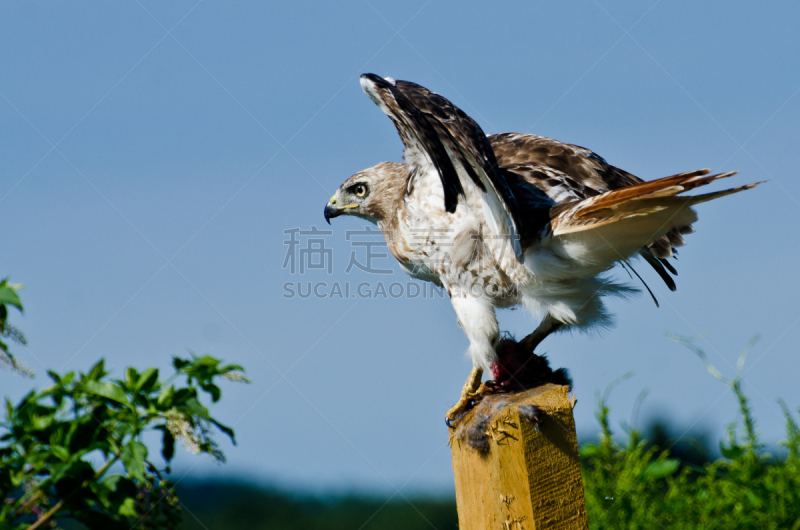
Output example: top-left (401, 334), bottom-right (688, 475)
top-left (324, 74), bottom-right (760, 425)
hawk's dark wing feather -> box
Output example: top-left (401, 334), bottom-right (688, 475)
top-left (489, 132), bottom-right (691, 291)
top-left (489, 133), bottom-right (689, 249)
top-left (360, 74), bottom-right (554, 260)
top-left (360, 74), bottom-right (465, 214)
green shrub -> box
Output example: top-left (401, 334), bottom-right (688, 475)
top-left (581, 337), bottom-right (800, 529)
top-left (0, 279), bottom-right (248, 529)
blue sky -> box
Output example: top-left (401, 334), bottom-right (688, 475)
top-left (2, 0), bottom-right (799, 497)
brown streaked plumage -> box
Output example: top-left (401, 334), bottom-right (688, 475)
top-left (324, 74), bottom-right (761, 424)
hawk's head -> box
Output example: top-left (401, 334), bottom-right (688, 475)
top-left (324, 161), bottom-right (406, 224)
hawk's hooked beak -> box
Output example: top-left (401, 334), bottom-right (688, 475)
top-left (324, 191), bottom-right (354, 224)
top-left (324, 192), bottom-right (341, 224)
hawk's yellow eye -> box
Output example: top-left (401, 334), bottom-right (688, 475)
top-left (354, 184), bottom-right (367, 197)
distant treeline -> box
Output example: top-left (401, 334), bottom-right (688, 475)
top-left (175, 481), bottom-right (458, 530)
top-left (51, 419), bottom-right (713, 530)
top-left (56, 480), bottom-right (458, 530)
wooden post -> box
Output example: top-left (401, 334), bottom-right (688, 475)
top-left (449, 383), bottom-right (588, 530)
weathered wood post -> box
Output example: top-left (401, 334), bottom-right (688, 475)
top-left (449, 383), bottom-right (588, 530)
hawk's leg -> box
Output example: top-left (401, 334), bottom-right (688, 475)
top-left (488, 315), bottom-right (571, 390)
top-left (519, 314), bottom-right (564, 354)
top-left (445, 366), bottom-right (485, 427)
top-left (445, 294), bottom-right (499, 427)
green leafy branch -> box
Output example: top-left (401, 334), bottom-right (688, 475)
top-left (1, 354), bottom-right (249, 529)
top-left (0, 278), bottom-right (32, 377)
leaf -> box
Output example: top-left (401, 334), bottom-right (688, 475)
top-left (720, 441), bottom-right (744, 460)
top-left (105, 474), bottom-right (137, 506)
top-left (183, 397), bottom-right (209, 418)
top-left (161, 426), bottom-right (175, 463)
top-left (92, 476), bottom-right (138, 517)
top-left (195, 355), bottom-right (220, 367)
top-left (157, 385), bottom-right (175, 407)
top-left (54, 460), bottom-right (95, 500)
top-left (745, 489), bottom-right (763, 508)
top-left (81, 381), bottom-right (131, 407)
top-left (210, 418), bottom-right (236, 444)
top-left (125, 367), bottom-right (138, 388)
top-left (172, 356), bottom-right (189, 370)
top-left (118, 496), bottom-right (137, 517)
top-left (0, 285), bottom-right (23, 311)
top-left (121, 441), bottom-right (148, 481)
top-left (579, 444), bottom-right (602, 458)
top-left (202, 382), bottom-right (221, 402)
top-left (642, 458), bottom-right (680, 479)
top-left (220, 363), bottom-right (246, 374)
top-left (90, 476), bottom-right (115, 509)
top-left (111, 419), bottom-right (135, 441)
top-left (87, 359), bottom-right (107, 381)
top-left (51, 444), bottom-right (71, 462)
top-left (47, 370), bottom-right (62, 385)
top-left (135, 367), bottom-right (159, 393)
top-left (32, 411), bottom-right (56, 430)
top-left (172, 387), bottom-right (196, 406)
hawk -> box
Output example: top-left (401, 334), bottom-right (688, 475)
top-left (324, 74), bottom-right (760, 425)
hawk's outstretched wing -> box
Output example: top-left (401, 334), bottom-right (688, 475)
top-left (359, 74), bottom-right (760, 292)
top-left (360, 74), bottom-right (554, 260)
top-left (547, 169), bottom-right (760, 269)
top-left (489, 133), bottom-right (691, 291)
top-left (490, 133), bottom-right (642, 201)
